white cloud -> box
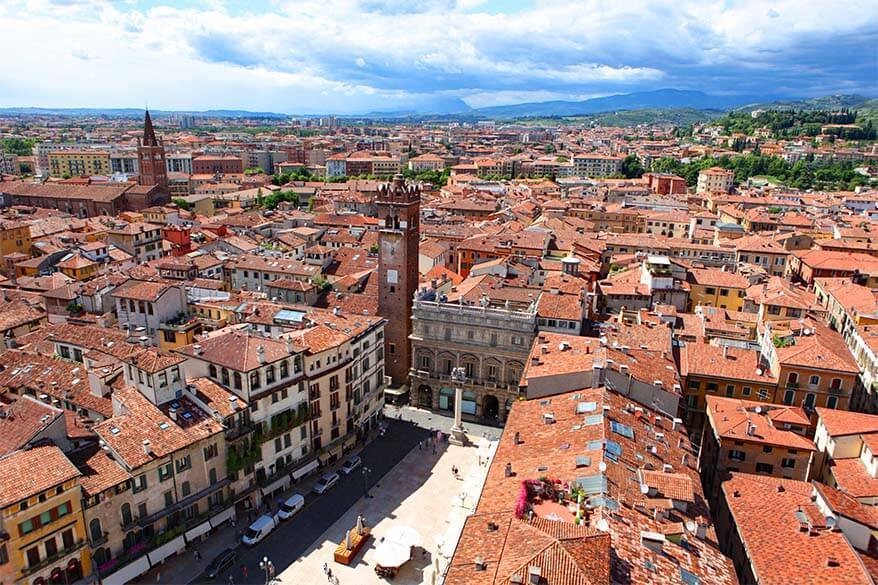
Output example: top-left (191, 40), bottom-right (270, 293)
top-left (0, 0), bottom-right (873, 112)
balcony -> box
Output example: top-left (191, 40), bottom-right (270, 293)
top-left (22, 539), bottom-right (86, 576)
top-left (90, 531), bottom-right (109, 548)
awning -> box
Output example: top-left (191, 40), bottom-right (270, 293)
top-left (209, 507), bottom-right (235, 529)
top-left (184, 519), bottom-right (212, 542)
top-left (262, 475), bottom-right (290, 496)
top-left (102, 556), bottom-right (151, 585)
top-left (147, 535), bottom-right (185, 566)
top-left (384, 387), bottom-right (409, 396)
top-left (292, 459), bottom-right (319, 480)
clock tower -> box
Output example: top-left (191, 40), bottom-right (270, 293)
top-left (377, 174), bottom-right (420, 388)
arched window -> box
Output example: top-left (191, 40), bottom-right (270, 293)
top-left (221, 368), bottom-right (230, 386)
top-left (89, 518), bottom-right (103, 542)
top-left (209, 364), bottom-right (217, 379)
top-left (809, 375), bottom-right (820, 387)
top-left (233, 372), bottom-right (242, 390)
top-left (266, 365), bottom-right (276, 385)
top-left (280, 361), bottom-right (289, 378)
top-left (250, 371), bottom-right (261, 389)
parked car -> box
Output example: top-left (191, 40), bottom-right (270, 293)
top-left (242, 514), bottom-right (278, 546)
top-left (277, 493), bottom-right (306, 520)
top-left (312, 472), bottom-right (340, 494)
top-left (205, 548), bottom-right (238, 579)
top-left (339, 455), bottom-right (362, 475)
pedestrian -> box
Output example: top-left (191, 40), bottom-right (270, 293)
top-left (194, 549), bottom-right (201, 562)
top-left (228, 575), bottom-right (234, 585)
top-left (242, 564), bottom-right (249, 579)
top-left (155, 570), bottom-right (161, 583)
top-left (327, 567), bottom-right (333, 581)
top-left (432, 442), bottom-right (437, 455)
top-left (323, 562), bottom-right (329, 577)
top-left (418, 440), bottom-right (422, 450)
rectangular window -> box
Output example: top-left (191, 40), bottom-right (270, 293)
top-left (164, 491), bottom-right (174, 507)
top-left (781, 458), bottom-right (796, 469)
top-left (44, 537), bottom-right (57, 558)
top-left (728, 450), bottom-right (746, 461)
top-left (742, 386), bottom-right (752, 396)
top-left (275, 438), bottom-right (282, 452)
top-left (26, 547), bottom-right (40, 567)
top-left (755, 462), bottom-right (774, 474)
top-left (175, 455), bottom-right (191, 473)
top-left (725, 384), bottom-right (735, 397)
top-left (159, 463), bottom-right (173, 482)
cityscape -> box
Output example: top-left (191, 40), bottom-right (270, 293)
top-left (0, 1), bottom-right (877, 585)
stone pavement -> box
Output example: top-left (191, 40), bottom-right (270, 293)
top-left (277, 432), bottom-right (497, 585)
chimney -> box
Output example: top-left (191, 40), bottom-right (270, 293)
top-left (229, 396), bottom-right (238, 410)
top-left (747, 422), bottom-right (756, 436)
top-left (723, 345), bottom-right (729, 359)
top-left (504, 462), bottom-right (513, 477)
top-left (256, 344), bottom-right (266, 364)
top-left (169, 407), bottom-right (177, 421)
top-left (142, 439), bottom-right (151, 456)
top-left (514, 431), bottom-right (521, 445)
top-left (193, 344), bottom-right (203, 355)
top-left (285, 337), bottom-right (294, 354)
top-left (672, 417), bottom-right (683, 431)
top-left (592, 364), bottom-right (602, 388)
top-left (333, 306), bottom-right (341, 316)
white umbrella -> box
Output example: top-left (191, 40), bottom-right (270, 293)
top-left (373, 541), bottom-right (411, 568)
top-left (387, 525), bottom-right (421, 548)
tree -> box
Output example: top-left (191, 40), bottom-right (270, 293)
top-left (0, 137), bottom-right (35, 156)
top-left (543, 143), bottom-right (556, 154)
top-left (172, 198), bottom-right (191, 211)
top-left (620, 154), bottom-right (645, 179)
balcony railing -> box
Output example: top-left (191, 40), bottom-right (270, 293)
top-left (22, 539), bottom-right (86, 575)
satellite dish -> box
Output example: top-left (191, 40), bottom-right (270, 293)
top-left (755, 406), bottom-right (763, 414)
top-left (756, 368), bottom-right (764, 376)
top-left (685, 520), bottom-right (697, 533)
top-left (640, 483), bottom-right (649, 495)
top-left (598, 461), bottom-right (607, 472)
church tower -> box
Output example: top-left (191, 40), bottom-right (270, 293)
top-left (137, 109), bottom-right (168, 191)
top-left (377, 174), bottom-right (420, 388)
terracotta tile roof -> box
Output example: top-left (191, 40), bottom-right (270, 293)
top-left (0, 350), bottom-right (113, 418)
top-left (68, 443), bottom-right (132, 498)
top-left (0, 445), bottom-right (80, 508)
top-left (706, 396), bottom-right (815, 451)
top-left (177, 330), bottom-right (301, 372)
top-left (94, 387), bottom-right (223, 469)
top-left (681, 343), bottom-right (776, 384)
top-left (722, 473), bottom-right (872, 585)
top-left (110, 279), bottom-right (178, 302)
top-left (829, 458), bottom-right (878, 499)
top-left (452, 387), bottom-right (737, 585)
top-left (813, 482), bottom-right (878, 530)
top-left (536, 293), bottom-right (583, 321)
top-left (186, 376), bottom-right (248, 418)
top-left (816, 408), bottom-right (878, 437)
top-left (0, 395), bottom-right (64, 456)
top-left (774, 327), bottom-right (859, 374)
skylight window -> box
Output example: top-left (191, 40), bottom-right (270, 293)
top-left (576, 401), bottom-right (597, 414)
top-left (159, 422), bottom-right (171, 430)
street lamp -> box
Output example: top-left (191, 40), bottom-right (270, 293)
top-left (362, 465), bottom-right (372, 498)
top-left (259, 556), bottom-right (275, 585)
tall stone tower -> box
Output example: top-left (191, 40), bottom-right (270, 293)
top-left (377, 174), bottom-right (420, 388)
top-left (137, 109), bottom-right (168, 191)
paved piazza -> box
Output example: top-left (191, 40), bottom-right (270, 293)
top-left (278, 434), bottom-right (496, 585)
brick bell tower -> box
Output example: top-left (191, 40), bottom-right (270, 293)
top-left (137, 109), bottom-right (168, 192)
top-left (377, 174), bottom-right (420, 388)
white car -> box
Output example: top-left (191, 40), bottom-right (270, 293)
top-left (242, 514), bottom-right (278, 546)
top-left (276, 493), bottom-right (305, 520)
top-left (339, 455), bottom-right (362, 475)
top-left (312, 472), bottom-right (340, 495)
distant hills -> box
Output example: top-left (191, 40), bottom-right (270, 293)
top-left (471, 89), bottom-right (761, 119)
top-left (0, 90), bottom-right (874, 123)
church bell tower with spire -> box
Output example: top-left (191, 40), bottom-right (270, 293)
top-left (137, 109), bottom-right (168, 192)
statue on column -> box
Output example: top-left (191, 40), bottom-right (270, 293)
top-left (449, 367), bottom-right (468, 446)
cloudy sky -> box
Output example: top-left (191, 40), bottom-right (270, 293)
top-left (0, 0), bottom-right (875, 114)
